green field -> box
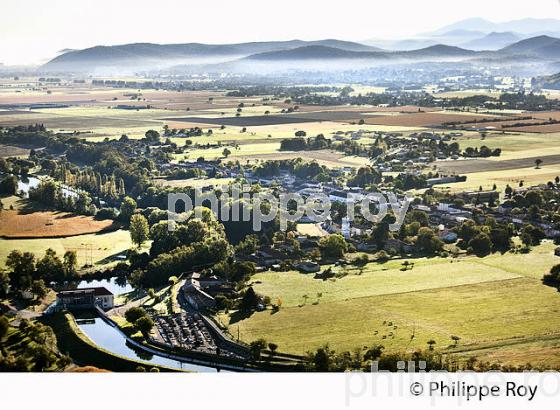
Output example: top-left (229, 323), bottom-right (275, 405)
top-left (0, 229), bottom-right (134, 268)
top-left (221, 243), bottom-right (560, 367)
top-left (456, 131), bottom-right (560, 159)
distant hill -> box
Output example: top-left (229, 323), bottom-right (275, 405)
top-left (429, 18), bottom-right (560, 35)
top-left (462, 32), bottom-right (521, 51)
top-left (362, 38), bottom-right (437, 51)
top-left (365, 29), bottom-right (484, 51)
top-left (363, 18), bottom-right (560, 53)
top-left (498, 35), bottom-right (560, 59)
top-left (245, 44), bottom-right (475, 61)
top-left (433, 29), bottom-right (485, 39)
top-left (533, 71), bottom-right (560, 90)
top-left (42, 40), bottom-right (380, 72)
top-left (41, 34), bottom-right (560, 74)
top-left (244, 45), bottom-right (381, 61)
top-left (400, 44), bottom-right (476, 58)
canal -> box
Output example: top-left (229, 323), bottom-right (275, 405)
top-left (74, 312), bottom-right (219, 372)
top-left (71, 277), bottom-right (221, 372)
top-left (76, 277), bottom-right (133, 295)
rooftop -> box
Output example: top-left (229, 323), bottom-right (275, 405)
top-left (58, 287), bottom-right (113, 297)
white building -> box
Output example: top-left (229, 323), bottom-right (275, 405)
top-left (56, 287), bottom-right (114, 310)
top-left (341, 217), bottom-right (351, 239)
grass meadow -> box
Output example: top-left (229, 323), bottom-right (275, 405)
top-left (220, 243), bottom-right (560, 367)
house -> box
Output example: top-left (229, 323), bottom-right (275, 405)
top-left (57, 287), bottom-right (114, 310)
top-left (183, 273), bottom-right (216, 310)
top-left (384, 238), bottom-right (413, 253)
top-left (329, 190), bottom-right (363, 204)
top-left (415, 204), bottom-right (432, 212)
top-left (438, 230), bottom-right (458, 243)
top-left (457, 190), bottom-right (499, 203)
top-left (294, 261), bottom-right (321, 273)
top-left (357, 242), bottom-right (377, 252)
top-left (251, 247), bottom-right (290, 267)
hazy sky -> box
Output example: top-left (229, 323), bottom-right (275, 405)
top-left (1, 0), bottom-right (559, 65)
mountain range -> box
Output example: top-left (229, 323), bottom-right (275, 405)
top-left (364, 18), bottom-right (560, 51)
top-left (41, 18), bottom-right (560, 74)
top-left (43, 39), bottom-right (381, 72)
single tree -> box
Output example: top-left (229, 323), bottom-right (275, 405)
top-left (130, 214), bottom-right (149, 248)
top-left (427, 339), bottom-right (436, 350)
top-left (125, 307), bottom-right (148, 324)
top-left (249, 338), bottom-right (267, 360)
top-left (63, 250), bottom-right (78, 276)
top-left (31, 280), bottom-right (47, 299)
top-left (268, 342), bottom-right (278, 356)
top-left (0, 315), bottom-right (9, 341)
top-left (119, 196), bottom-right (137, 224)
top-left (135, 316), bottom-right (154, 335)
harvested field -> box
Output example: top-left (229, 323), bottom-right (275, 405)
top-left (0, 144), bottom-right (30, 158)
top-left (0, 110), bottom-right (36, 115)
top-left (0, 114), bottom-right (157, 129)
top-left (234, 150), bottom-right (371, 168)
top-left (435, 153), bottom-right (560, 174)
top-left (434, 166), bottom-right (560, 192)
top-left (530, 111), bottom-right (560, 120)
top-left (163, 121), bottom-right (222, 129)
top-left (279, 111), bottom-right (366, 122)
top-left (363, 112), bottom-right (495, 127)
top-left (503, 123), bottom-right (560, 133)
top-left (288, 104), bottom-right (438, 113)
top-left (153, 177), bottom-right (235, 188)
top-left (162, 115), bottom-right (317, 127)
top-left (168, 110), bottom-right (448, 128)
top-left (0, 209), bottom-right (117, 238)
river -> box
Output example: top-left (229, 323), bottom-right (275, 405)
top-left (17, 175), bottom-right (78, 198)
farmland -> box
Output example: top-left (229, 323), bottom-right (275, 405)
top-left (0, 229), bottom-right (134, 269)
top-left (0, 196), bottom-right (118, 239)
top-left (0, 209), bottom-right (116, 238)
top-left (432, 130), bottom-right (560, 191)
top-left (221, 243), bottom-right (560, 367)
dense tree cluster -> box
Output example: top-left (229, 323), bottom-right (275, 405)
top-left (0, 318), bottom-right (71, 371)
top-left (3, 248), bottom-right (78, 292)
top-left (454, 219), bottom-right (515, 256)
top-left (29, 179), bottom-right (96, 216)
top-left (128, 207), bottom-right (233, 286)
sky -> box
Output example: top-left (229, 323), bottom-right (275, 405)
top-left (1, 0), bottom-right (559, 65)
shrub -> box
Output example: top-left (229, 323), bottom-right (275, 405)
top-left (124, 307), bottom-right (147, 324)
